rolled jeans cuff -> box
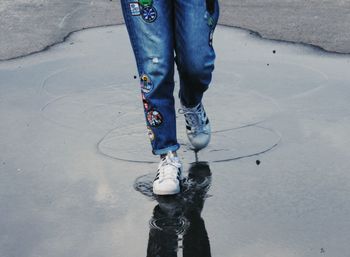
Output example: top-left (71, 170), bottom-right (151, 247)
top-left (152, 143), bottom-right (180, 155)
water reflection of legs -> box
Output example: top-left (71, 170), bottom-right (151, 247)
top-left (146, 162), bottom-right (212, 257)
top-left (147, 202), bottom-right (181, 257)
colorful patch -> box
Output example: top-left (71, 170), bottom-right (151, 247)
top-left (142, 93), bottom-right (150, 111)
top-left (209, 29), bottom-right (214, 47)
top-left (129, 2), bottom-right (141, 16)
top-left (146, 109), bottom-right (163, 127)
top-left (146, 126), bottom-right (155, 141)
top-left (139, 0), bottom-right (153, 7)
top-left (141, 6), bottom-right (157, 23)
top-left (140, 74), bottom-right (153, 94)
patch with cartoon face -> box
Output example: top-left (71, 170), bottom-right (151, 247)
top-left (140, 74), bottom-right (153, 94)
top-left (141, 6), bottom-right (157, 23)
top-left (146, 109), bottom-right (163, 127)
top-left (146, 126), bottom-right (155, 141)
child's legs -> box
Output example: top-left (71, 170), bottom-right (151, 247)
top-left (120, 0), bottom-right (180, 155)
top-left (174, 0), bottom-right (220, 107)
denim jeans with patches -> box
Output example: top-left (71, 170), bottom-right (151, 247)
top-left (120, 0), bottom-right (219, 155)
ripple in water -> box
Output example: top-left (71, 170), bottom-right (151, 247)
top-left (149, 216), bottom-right (190, 236)
top-left (135, 162), bottom-right (212, 238)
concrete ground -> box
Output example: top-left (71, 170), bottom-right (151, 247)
top-left (1, 1), bottom-right (350, 257)
top-left (219, 0), bottom-right (350, 54)
top-left (1, 0), bottom-right (350, 61)
top-left (1, 24), bottom-right (350, 257)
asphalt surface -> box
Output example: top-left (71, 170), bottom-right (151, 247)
top-left (1, 24), bottom-right (350, 257)
top-left (1, 1), bottom-right (350, 256)
top-left (219, 0), bottom-right (350, 54)
top-left (1, 0), bottom-right (350, 61)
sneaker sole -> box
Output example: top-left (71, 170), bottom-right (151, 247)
top-left (188, 136), bottom-right (211, 151)
top-left (153, 187), bottom-right (180, 195)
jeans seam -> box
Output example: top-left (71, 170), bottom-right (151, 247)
top-left (120, 0), bottom-right (142, 73)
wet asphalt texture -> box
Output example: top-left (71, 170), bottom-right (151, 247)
top-left (1, 1), bottom-right (350, 257)
top-left (1, 23), bottom-right (350, 256)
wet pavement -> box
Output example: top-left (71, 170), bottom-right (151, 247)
top-left (1, 25), bottom-right (350, 256)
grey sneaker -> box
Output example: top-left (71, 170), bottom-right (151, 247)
top-left (153, 151), bottom-right (182, 195)
top-left (179, 102), bottom-right (211, 151)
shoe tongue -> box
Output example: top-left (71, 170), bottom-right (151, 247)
top-left (167, 151), bottom-right (175, 159)
top-left (163, 151), bottom-right (181, 168)
top-left (160, 152), bottom-right (174, 166)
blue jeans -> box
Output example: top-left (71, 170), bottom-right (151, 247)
top-left (120, 0), bottom-right (219, 155)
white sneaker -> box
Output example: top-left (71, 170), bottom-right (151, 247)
top-left (153, 151), bottom-right (182, 195)
top-left (179, 102), bottom-right (211, 151)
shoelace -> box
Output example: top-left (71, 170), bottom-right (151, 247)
top-left (178, 105), bottom-right (206, 133)
top-left (157, 156), bottom-right (181, 182)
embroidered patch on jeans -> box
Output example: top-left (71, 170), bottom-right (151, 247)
top-left (140, 74), bottom-right (153, 94)
top-left (142, 93), bottom-right (150, 111)
top-left (139, 0), bottom-right (153, 7)
top-left (147, 109), bottom-right (163, 127)
top-left (146, 126), bottom-right (155, 141)
top-left (129, 2), bottom-right (141, 16)
top-left (141, 6), bottom-right (157, 23)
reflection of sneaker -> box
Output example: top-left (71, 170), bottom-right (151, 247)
top-left (179, 103), bottom-right (211, 151)
top-left (185, 162), bottom-right (212, 213)
top-left (188, 162), bottom-right (212, 189)
top-left (153, 151), bottom-right (182, 195)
